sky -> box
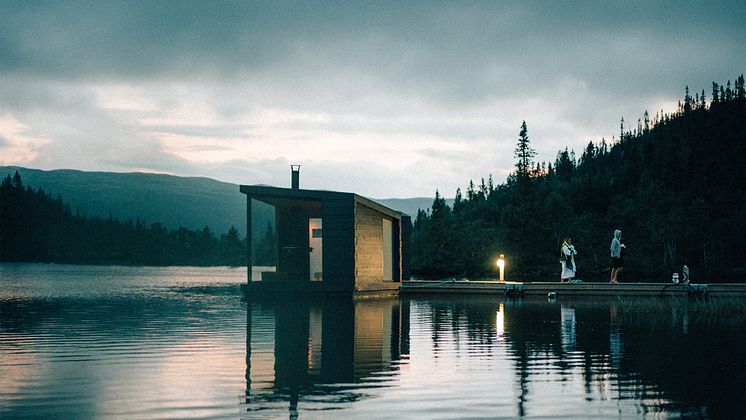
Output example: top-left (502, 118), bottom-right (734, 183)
top-left (1, 1), bottom-right (744, 198)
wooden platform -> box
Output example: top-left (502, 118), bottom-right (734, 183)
top-left (241, 281), bottom-right (400, 299)
top-left (400, 280), bottom-right (746, 298)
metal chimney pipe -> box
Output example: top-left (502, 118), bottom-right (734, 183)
top-left (291, 165), bottom-right (300, 189)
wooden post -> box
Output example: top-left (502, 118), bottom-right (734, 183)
top-left (247, 196), bottom-right (252, 283)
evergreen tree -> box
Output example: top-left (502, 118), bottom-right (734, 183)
top-left (580, 141), bottom-right (596, 165)
top-left (411, 76), bottom-right (745, 282)
top-left (555, 148), bottom-right (575, 181)
top-left (0, 173), bottom-right (248, 266)
top-left (453, 187), bottom-right (463, 211)
top-left (513, 121), bottom-right (536, 183)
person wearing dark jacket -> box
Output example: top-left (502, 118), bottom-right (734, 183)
top-left (610, 229), bottom-right (626, 284)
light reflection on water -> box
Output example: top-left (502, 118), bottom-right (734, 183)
top-left (1, 263), bottom-right (744, 419)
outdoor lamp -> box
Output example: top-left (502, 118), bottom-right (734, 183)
top-left (496, 254), bottom-right (505, 281)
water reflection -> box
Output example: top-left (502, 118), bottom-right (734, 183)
top-left (496, 302), bottom-right (505, 338)
top-left (414, 297), bottom-right (744, 419)
top-left (244, 297), bottom-right (408, 417)
top-left (242, 296), bottom-right (745, 418)
top-left (560, 304), bottom-right (576, 353)
top-left (1, 265), bottom-right (743, 419)
top-left (0, 265), bottom-right (249, 419)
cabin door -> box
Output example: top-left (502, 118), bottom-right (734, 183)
top-left (309, 218), bottom-right (323, 281)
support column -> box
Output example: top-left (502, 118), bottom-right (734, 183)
top-left (247, 196), bottom-right (252, 283)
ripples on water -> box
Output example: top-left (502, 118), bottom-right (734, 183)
top-left (1, 263), bottom-right (744, 419)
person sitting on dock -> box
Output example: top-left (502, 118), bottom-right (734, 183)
top-left (610, 229), bottom-right (626, 284)
top-left (560, 237), bottom-right (577, 283)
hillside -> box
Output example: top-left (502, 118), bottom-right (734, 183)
top-left (0, 172), bottom-right (246, 265)
top-left (0, 167), bottom-right (440, 235)
top-left (412, 76), bottom-right (746, 281)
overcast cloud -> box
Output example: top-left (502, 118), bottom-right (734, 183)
top-left (1, 1), bottom-right (744, 197)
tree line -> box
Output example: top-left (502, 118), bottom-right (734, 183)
top-left (0, 172), bottom-right (248, 266)
top-left (412, 75), bottom-right (745, 282)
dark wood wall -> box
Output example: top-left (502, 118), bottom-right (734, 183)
top-left (400, 214), bottom-right (412, 281)
top-left (321, 194), bottom-right (355, 292)
top-left (392, 218), bottom-right (401, 282)
top-left (276, 204), bottom-right (320, 282)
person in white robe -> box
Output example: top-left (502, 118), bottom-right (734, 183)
top-left (560, 237), bottom-right (577, 283)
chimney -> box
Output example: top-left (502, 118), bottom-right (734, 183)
top-left (290, 165), bottom-right (300, 189)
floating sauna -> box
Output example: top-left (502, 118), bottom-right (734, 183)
top-left (240, 166), bottom-right (411, 296)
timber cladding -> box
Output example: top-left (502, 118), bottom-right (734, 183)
top-left (354, 202), bottom-right (390, 284)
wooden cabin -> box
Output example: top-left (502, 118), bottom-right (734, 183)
top-left (240, 168), bottom-right (411, 296)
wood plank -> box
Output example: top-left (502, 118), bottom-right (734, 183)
top-left (400, 280), bottom-right (746, 297)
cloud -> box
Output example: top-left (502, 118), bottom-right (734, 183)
top-left (0, 1), bottom-right (744, 197)
top-left (0, 115), bottom-right (51, 164)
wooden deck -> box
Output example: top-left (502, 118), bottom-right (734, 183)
top-left (400, 280), bottom-right (746, 298)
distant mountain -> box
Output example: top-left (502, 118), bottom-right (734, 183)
top-left (0, 166), bottom-right (444, 235)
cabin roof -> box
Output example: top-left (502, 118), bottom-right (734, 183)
top-left (239, 184), bottom-right (403, 219)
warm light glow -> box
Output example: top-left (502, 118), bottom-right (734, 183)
top-left (496, 303), bottom-right (505, 338)
top-left (496, 254), bottom-right (505, 281)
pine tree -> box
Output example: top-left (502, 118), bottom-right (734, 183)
top-left (453, 187), bottom-right (463, 210)
top-left (431, 190), bottom-right (449, 219)
top-left (478, 178), bottom-right (487, 200)
top-left (12, 171), bottom-right (22, 189)
top-left (514, 121), bottom-right (536, 182)
top-left (581, 141), bottom-right (596, 165)
top-left (467, 180), bottom-right (476, 201)
top-left (555, 148), bottom-right (575, 181)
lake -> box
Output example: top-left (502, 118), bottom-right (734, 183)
top-left (1, 264), bottom-right (744, 419)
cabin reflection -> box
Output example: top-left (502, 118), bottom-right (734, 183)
top-left (245, 297), bottom-right (409, 414)
top-left (246, 297), bottom-right (744, 418)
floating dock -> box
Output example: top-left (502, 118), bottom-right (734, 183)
top-left (400, 280), bottom-right (746, 298)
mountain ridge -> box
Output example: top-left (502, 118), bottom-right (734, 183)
top-left (0, 166), bottom-right (446, 235)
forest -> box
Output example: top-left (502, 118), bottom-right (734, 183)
top-left (0, 172), bottom-right (247, 266)
top-left (412, 75), bottom-right (745, 282)
top-left (2, 76), bottom-right (744, 279)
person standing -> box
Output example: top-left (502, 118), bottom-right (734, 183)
top-left (560, 237), bottom-right (577, 283)
top-left (610, 229), bottom-right (626, 284)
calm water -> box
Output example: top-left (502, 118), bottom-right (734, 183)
top-left (1, 264), bottom-right (744, 419)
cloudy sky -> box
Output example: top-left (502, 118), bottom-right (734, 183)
top-left (1, 1), bottom-right (744, 197)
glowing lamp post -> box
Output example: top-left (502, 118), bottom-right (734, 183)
top-left (496, 254), bottom-right (506, 281)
